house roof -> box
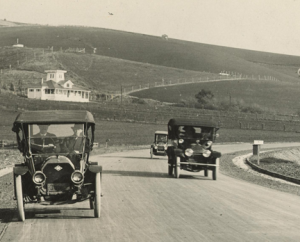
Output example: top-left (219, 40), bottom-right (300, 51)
top-left (46, 80), bottom-right (62, 89)
top-left (45, 70), bottom-right (67, 73)
top-left (26, 80), bottom-right (90, 91)
top-left (58, 80), bottom-right (69, 85)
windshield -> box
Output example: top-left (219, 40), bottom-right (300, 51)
top-left (155, 134), bottom-right (167, 143)
top-left (177, 126), bottom-right (213, 140)
top-left (29, 123), bottom-right (85, 155)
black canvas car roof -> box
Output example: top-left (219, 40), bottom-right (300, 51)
top-left (13, 110), bottom-right (95, 124)
top-left (168, 118), bottom-right (218, 128)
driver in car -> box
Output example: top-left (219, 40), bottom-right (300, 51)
top-left (183, 126), bottom-right (196, 138)
top-left (32, 124), bottom-right (60, 152)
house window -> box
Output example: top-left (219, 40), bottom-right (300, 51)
top-left (29, 89), bottom-right (34, 92)
top-left (36, 89), bottom-right (40, 92)
top-left (45, 89), bottom-right (55, 94)
top-left (82, 92), bottom-right (84, 98)
top-left (59, 90), bottom-right (62, 94)
top-left (78, 91), bottom-right (81, 95)
top-left (67, 84), bottom-right (70, 87)
top-left (85, 93), bottom-right (89, 99)
top-left (63, 90), bottom-right (67, 95)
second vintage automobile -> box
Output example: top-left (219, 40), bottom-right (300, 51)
top-left (150, 131), bottom-right (168, 158)
top-left (11, 110), bottom-right (103, 221)
top-left (167, 118), bottom-right (221, 179)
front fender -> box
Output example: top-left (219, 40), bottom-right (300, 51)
top-left (13, 165), bottom-right (28, 176)
top-left (174, 148), bottom-right (184, 157)
top-left (89, 162), bottom-right (103, 173)
top-left (211, 151), bottom-right (222, 158)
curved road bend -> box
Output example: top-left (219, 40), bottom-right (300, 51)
top-left (2, 142), bottom-right (300, 242)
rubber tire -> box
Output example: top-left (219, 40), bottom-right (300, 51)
top-left (15, 175), bottom-right (25, 221)
top-left (150, 148), bottom-right (153, 159)
top-left (204, 170), bottom-right (208, 177)
top-left (94, 172), bottom-right (101, 218)
top-left (213, 158), bottom-right (219, 180)
top-left (89, 197), bottom-right (94, 209)
top-left (168, 163), bottom-right (173, 176)
top-left (174, 156), bottom-right (181, 178)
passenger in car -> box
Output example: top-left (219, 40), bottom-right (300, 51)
top-left (62, 124), bottom-right (84, 153)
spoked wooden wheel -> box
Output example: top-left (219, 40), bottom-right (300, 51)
top-left (174, 156), bottom-right (181, 178)
top-left (15, 175), bottom-right (25, 221)
top-left (94, 172), bottom-right (102, 218)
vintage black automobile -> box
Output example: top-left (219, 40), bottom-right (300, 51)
top-left (12, 110), bottom-right (102, 221)
top-left (167, 118), bottom-right (221, 179)
top-left (150, 131), bottom-right (168, 158)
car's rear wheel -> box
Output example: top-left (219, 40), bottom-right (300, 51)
top-left (89, 197), bottom-right (94, 209)
top-left (174, 156), bottom-right (181, 178)
top-left (94, 172), bottom-right (101, 218)
top-left (150, 148), bottom-right (153, 159)
top-left (15, 175), bottom-right (25, 221)
top-left (204, 169), bottom-right (208, 177)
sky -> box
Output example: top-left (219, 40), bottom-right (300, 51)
top-left (1, 0), bottom-right (300, 56)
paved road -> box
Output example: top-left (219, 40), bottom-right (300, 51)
top-left (2, 143), bottom-right (300, 242)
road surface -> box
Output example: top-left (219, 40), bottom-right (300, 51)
top-left (1, 143), bottom-right (300, 242)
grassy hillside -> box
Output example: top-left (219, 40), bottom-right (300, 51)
top-left (131, 78), bottom-right (300, 115)
top-left (1, 25), bottom-right (300, 80)
top-left (0, 24), bottom-right (300, 115)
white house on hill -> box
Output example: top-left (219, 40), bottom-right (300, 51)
top-left (27, 70), bottom-right (90, 103)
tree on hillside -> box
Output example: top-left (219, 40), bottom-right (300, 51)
top-left (18, 79), bottom-right (23, 92)
top-left (195, 89), bottom-right (214, 105)
top-left (10, 83), bottom-right (15, 92)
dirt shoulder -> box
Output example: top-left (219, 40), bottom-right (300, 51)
top-left (220, 149), bottom-right (300, 196)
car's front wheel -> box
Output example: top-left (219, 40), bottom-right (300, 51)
top-left (89, 197), bottom-right (94, 209)
top-left (94, 172), bottom-right (101, 218)
top-left (213, 158), bottom-right (220, 180)
top-left (168, 163), bottom-right (173, 176)
top-left (15, 175), bottom-right (25, 221)
top-left (174, 156), bottom-right (181, 178)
